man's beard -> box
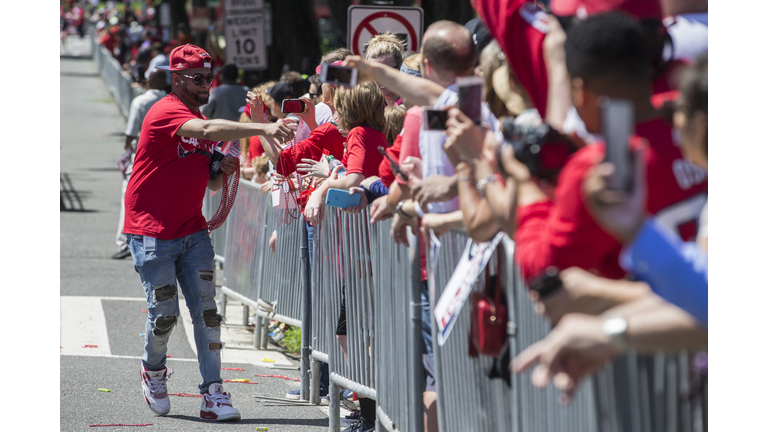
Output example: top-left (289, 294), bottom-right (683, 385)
top-left (180, 80), bottom-right (210, 105)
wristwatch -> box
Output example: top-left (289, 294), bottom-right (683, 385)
top-left (475, 173), bottom-right (504, 198)
top-left (395, 201), bottom-right (413, 219)
top-left (602, 315), bottom-right (629, 351)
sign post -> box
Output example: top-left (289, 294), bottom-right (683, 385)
top-left (347, 6), bottom-right (424, 56)
top-left (224, 0), bottom-right (267, 70)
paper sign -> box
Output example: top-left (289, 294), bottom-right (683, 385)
top-left (433, 231), bottom-right (504, 346)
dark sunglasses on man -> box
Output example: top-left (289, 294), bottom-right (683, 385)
top-left (176, 72), bottom-right (215, 86)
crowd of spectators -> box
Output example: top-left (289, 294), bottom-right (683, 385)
top-left (91, 0), bottom-right (708, 429)
top-left (240, 1), bottom-right (707, 430)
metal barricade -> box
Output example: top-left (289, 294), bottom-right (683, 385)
top-left (371, 218), bottom-right (424, 432)
top-left (202, 189), bottom-right (228, 265)
top-left (90, 32), bottom-right (145, 119)
top-left (428, 231), bottom-right (600, 432)
top-left (315, 207), bottom-right (378, 431)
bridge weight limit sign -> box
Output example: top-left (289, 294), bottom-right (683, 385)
top-left (224, 0), bottom-right (267, 70)
top-left (348, 6), bottom-right (424, 56)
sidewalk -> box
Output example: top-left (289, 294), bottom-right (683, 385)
top-left (60, 34), bottom-right (339, 431)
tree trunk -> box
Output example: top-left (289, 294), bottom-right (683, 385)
top-left (420, 0), bottom-right (477, 29)
top-left (167, 0), bottom-right (191, 43)
top-left (264, 0), bottom-right (322, 80)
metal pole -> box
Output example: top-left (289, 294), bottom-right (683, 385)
top-left (408, 227), bottom-right (425, 432)
top-left (300, 221), bottom-right (312, 400)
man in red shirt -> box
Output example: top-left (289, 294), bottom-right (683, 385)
top-left (123, 44), bottom-right (293, 421)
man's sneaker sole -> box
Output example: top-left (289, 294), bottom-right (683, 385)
top-left (200, 410), bottom-right (241, 421)
top-left (145, 396), bottom-right (171, 416)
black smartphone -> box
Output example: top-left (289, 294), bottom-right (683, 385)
top-left (422, 107), bottom-right (448, 131)
top-left (529, 266), bottom-right (563, 299)
top-left (457, 76), bottom-right (483, 125)
top-left (282, 99), bottom-right (306, 114)
top-left (599, 97), bottom-right (635, 192)
top-left (377, 146), bottom-right (409, 181)
top-left (320, 63), bottom-right (358, 87)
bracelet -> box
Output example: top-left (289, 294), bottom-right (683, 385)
top-left (395, 201), bottom-right (413, 219)
top-left (458, 175), bottom-right (475, 182)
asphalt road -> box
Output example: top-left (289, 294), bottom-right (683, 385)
top-left (60, 34), bottom-right (335, 431)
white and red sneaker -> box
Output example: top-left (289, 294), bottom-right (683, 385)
top-left (200, 383), bottom-right (241, 421)
top-left (140, 365), bottom-right (172, 415)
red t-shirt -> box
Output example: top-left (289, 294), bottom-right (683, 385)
top-left (123, 95), bottom-right (218, 240)
top-left (275, 122), bottom-right (345, 176)
top-left (476, 0), bottom-right (550, 118)
top-left (514, 117), bottom-right (708, 282)
top-left (247, 135), bottom-right (265, 164)
top-left (378, 133), bottom-right (402, 187)
top-left (341, 126), bottom-right (387, 178)
top-left (396, 106), bottom-right (423, 185)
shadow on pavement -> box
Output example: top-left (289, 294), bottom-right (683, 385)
top-left (61, 172), bottom-right (96, 212)
top-left (164, 415), bottom-right (328, 426)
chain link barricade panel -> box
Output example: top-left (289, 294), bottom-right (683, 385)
top-left (221, 180), bottom-right (271, 304)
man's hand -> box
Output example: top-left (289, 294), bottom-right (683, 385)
top-left (297, 157), bottom-right (330, 179)
top-left (390, 213), bottom-right (415, 246)
top-left (342, 187), bottom-right (368, 214)
top-left (444, 108), bottom-right (486, 162)
top-left (269, 230), bottom-right (277, 253)
top-left (512, 313), bottom-right (619, 405)
top-left (220, 155), bottom-right (237, 176)
top-left (261, 119), bottom-right (295, 142)
top-left (246, 91), bottom-right (266, 123)
top-left (420, 213), bottom-right (453, 238)
top-left (582, 147), bottom-right (647, 244)
top-left (294, 96), bottom-right (317, 130)
top-left (341, 55), bottom-right (376, 84)
top-left (369, 195), bottom-right (392, 224)
top-left (530, 267), bottom-right (614, 324)
top-left (412, 175), bottom-right (458, 208)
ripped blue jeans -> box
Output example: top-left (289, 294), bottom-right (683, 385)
top-left (127, 230), bottom-right (222, 394)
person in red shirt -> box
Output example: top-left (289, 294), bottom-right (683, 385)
top-left (447, 13), bottom-right (706, 285)
top-left (123, 44), bottom-right (293, 422)
top-left (304, 81), bottom-right (388, 225)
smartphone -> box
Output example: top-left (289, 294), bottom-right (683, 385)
top-left (456, 76), bottom-right (483, 125)
top-left (281, 98), bottom-right (306, 114)
top-left (599, 97), bottom-right (635, 192)
top-left (377, 146), bottom-right (409, 181)
top-left (422, 106), bottom-right (448, 131)
top-left (325, 188), bottom-right (361, 209)
top-left (320, 63), bottom-right (358, 88)
top-left (528, 266), bottom-right (563, 299)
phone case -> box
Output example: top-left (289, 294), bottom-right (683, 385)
top-left (325, 188), bottom-right (361, 209)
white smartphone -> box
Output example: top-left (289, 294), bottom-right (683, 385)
top-left (456, 76), bottom-right (484, 125)
top-left (599, 97), bottom-right (635, 191)
top-left (421, 106), bottom-right (449, 131)
top-left (319, 63), bottom-right (358, 88)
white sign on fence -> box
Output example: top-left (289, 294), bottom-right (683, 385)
top-left (224, 8), bottom-right (267, 70)
top-left (347, 6), bottom-right (424, 56)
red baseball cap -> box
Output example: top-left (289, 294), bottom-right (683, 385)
top-left (550, 0), bottom-right (662, 20)
top-left (315, 60), bottom-right (343, 75)
top-left (157, 44), bottom-right (212, 71)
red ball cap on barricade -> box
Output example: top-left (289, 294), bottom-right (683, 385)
top-left (550, 0), bottom-right (662, 20)
top-left (157, 44), bottom-right (212, 72)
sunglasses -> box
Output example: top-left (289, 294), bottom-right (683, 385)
top-left (309, 92), bottom-right (321, 98)
top-left (177, 72), bottom-right (215, 86)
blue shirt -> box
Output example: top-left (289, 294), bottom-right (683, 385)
top-left (621, 218), bottom-right (708, 327)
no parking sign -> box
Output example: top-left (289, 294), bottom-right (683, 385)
top-left (347, 6), bottom-right (424, 56)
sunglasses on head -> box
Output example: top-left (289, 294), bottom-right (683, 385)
top-left (309, 92), bottom-right (321, 98)
top-left (177, 72), bottom-right (215, 86)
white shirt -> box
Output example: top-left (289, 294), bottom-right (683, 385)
top-left (665, 13), bottom-right (708, 63)
top-left (315, 102), bottom-right (333, 127)
top-left (125, 89), bottom-right (166, 137)
top-left (419, 84), bottom-right (504, 214)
